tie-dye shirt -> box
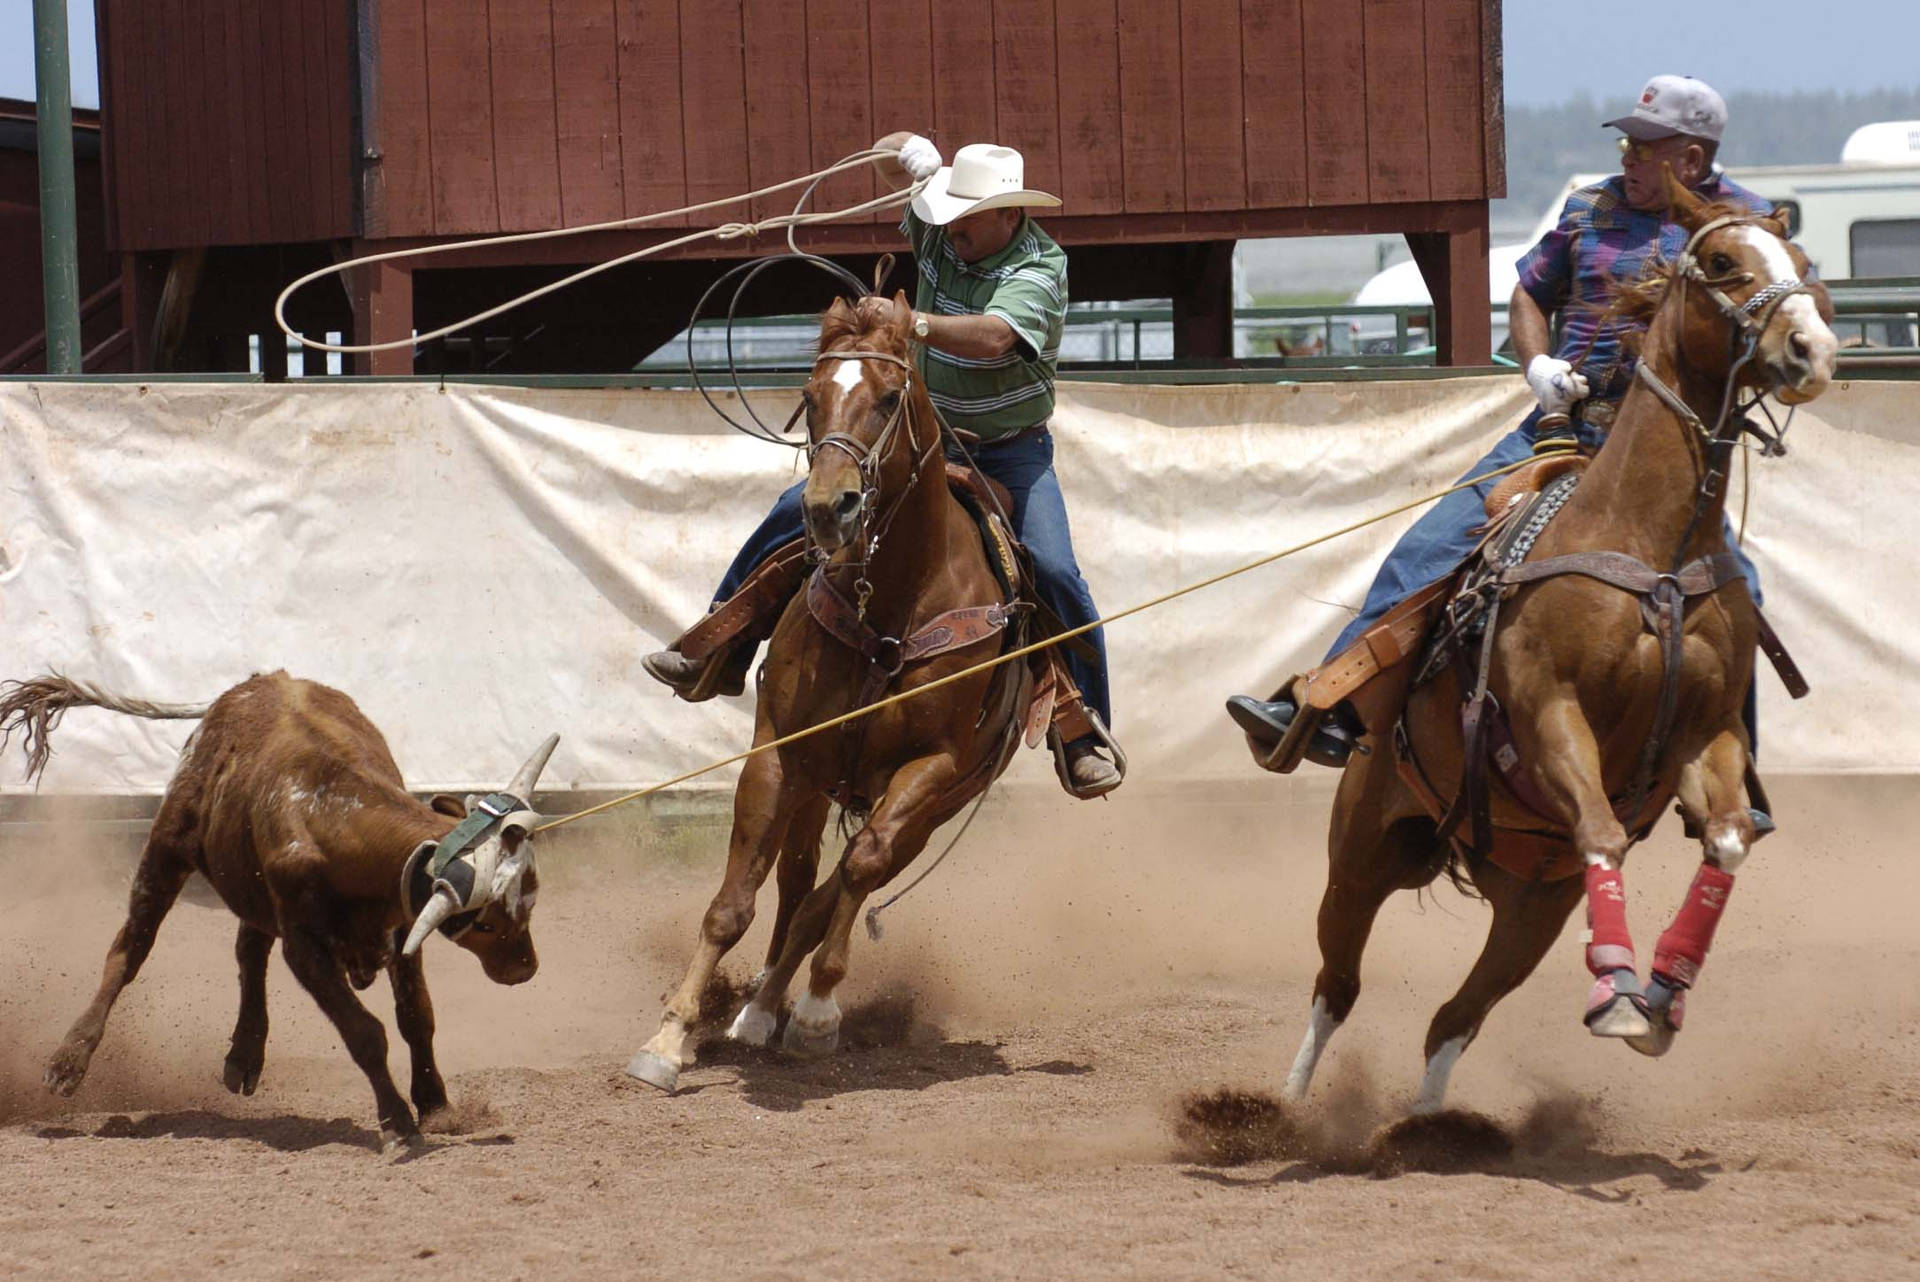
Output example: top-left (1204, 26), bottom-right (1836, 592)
top-left (1515, 172), bottom-right (1771, 402)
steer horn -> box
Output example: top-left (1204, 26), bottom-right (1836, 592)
top-left (507, 733), bottom-right (560, 805)
top-left (402, 883), bottom-right (461, 957)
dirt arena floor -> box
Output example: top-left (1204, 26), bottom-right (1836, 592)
top-left (3, 774), bottom-right (1916, 1281)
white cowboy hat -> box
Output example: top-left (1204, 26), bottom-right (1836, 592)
top-left (911, 143), bottom-right (1061, 226)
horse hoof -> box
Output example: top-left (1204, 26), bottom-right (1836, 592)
top-left (1626, 1018), bottom-right (1677, 1057)
top-left (781, 1020), bottom-right (839, 1058)
top-left (223, 1054), bottom-right (264, 1096)
top-left (1626, 985), bottom-right (1683, 1057)
top-left (727, 1004), bottom-right (777, 1047)
top-left (1585, 993), bottom-right (1652, 1039)
top-left (43, 1046), bottom-right (90, 1097)
top-left (623, 1050), bottom-right (682, 1093)
top-left (781, 994), bottom-right (841, 1058)
top-left (380, 1127), bottom-right (426, 1159)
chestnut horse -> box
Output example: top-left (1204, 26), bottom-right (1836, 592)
top-left (1282, 175), bottom-right (1839, 1114)
top-left (627, 293), bottom-right (1031, 1092)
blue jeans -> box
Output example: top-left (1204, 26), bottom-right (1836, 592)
top-left (1326, 406), bottom-right (1763, 749)
top-left (715, 429), bottom-right (1112, 728)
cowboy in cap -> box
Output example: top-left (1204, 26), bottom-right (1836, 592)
top-left (1228, 75), bottom-right (1777, 795)
top-left (645, 134), bottom-right (1123, 797)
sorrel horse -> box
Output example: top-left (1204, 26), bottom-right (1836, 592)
top-left (1282, 173), bottom-right (1838, 1115)
top-left (627, 293), bottom-right (1031, 1092)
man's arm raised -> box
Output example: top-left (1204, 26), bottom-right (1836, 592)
top-left (872, 132), bottom-right (941, 191)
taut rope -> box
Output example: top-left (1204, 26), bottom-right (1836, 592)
top-left (532, 449), bottom-right (1575, 835)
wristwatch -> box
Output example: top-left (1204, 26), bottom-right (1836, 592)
top-left (912, 311), bottom-right (930, 340)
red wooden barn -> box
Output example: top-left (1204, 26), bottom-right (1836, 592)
top-left (90, 0), bottom-right (1503, 374)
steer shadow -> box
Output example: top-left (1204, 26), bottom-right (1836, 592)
top-left (32, 1109), bottom-right (520, 1156)
top-left (680, 988), bottom-right (1083, 1112)
top-left (36, 1110), bottom-right (380, 1153)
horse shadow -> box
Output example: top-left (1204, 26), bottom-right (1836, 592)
top-left (1178, 1108), bottom-right (1721, 1197)
top-left (674, 990), bottom-right (1092, 1112)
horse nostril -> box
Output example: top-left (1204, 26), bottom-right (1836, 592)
top-left (833, 491), bottom-right (862, 521)
top-left (1788, 331), bottom-right (1811, 361)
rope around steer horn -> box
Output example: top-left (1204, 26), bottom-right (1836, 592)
top-left (401, 733), bottom-right (558, 955)
top-left (272, 151), bottom-right (926, 358)
top-left (531, 449), bottom-right (1579, 839)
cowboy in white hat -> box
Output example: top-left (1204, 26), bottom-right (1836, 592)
top-left (644, 133), bottom-right (1122, 798)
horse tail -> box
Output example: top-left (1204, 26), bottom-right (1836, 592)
top-left (0, 673), bottom-right (210, 783)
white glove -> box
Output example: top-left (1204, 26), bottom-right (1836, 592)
top-left (897, 135), bottom-right (942, 182)
top-left (1525, 355), bottom-right (1590, 415)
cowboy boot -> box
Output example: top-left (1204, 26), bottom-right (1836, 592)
top-left (1223, 695), bottom-right (1361, 768)
top-left (1063, 738), bottom-right (1122, 798)
top-left (642, 642), bottom-right (752, 701)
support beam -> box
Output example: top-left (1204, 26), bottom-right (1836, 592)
top-left (1171, 240), bottom-right (1236, 361)
top-left (33, 0), bottom-right (81, 373)
top-left (349, 244), bottom-right (414, 375)
top-left (1406, 216), bottom-right (1492, 367)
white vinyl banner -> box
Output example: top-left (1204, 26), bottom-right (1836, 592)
top-left (2, 376), bottom-right (1915, 796)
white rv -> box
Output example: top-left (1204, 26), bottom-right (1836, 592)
top-left (1354, 121), bottom-right (1920, 352)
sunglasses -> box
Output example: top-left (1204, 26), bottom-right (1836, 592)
top-left (1618, 137), bottom-right (1686, 163)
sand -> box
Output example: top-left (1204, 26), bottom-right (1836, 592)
top-left (2, 774), bottom-right (1915, 1281)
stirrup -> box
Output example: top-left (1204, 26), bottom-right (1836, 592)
top-left (1050, 711), bottom-right (1127, 800)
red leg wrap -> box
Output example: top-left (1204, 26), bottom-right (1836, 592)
top-left (1583, 862), bottom-right (1637, 977)
top-left (1651, 863), bottom-right (1735, 990)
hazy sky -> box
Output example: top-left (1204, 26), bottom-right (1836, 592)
top-left (2, 0), bottom-right (1915, 113)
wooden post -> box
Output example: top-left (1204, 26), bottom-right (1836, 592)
top-left (120, 251), bottom-right (165, 372)
top-left (349, 242), bottom-right (414, 375)
top-left (1406, 213), bottom-right (1492, 367)
top-left (1171, 240), bottom-right (1236, 362)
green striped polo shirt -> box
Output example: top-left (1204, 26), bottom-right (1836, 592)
top-left (902, 209), bottom-right (1067, 441)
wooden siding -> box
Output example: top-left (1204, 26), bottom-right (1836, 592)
top-left (367, 0), bottom-right (1500, 237)
top-left (95, 0), bottom-right (353, 251)
top-left (98, 0), bottom-right (1502, 251)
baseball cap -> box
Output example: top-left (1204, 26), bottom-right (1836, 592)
top-left (1603, 74), bottom-right (1727, 143)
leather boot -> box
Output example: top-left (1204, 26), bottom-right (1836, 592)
top-left (1063, 738), bottom-right (1123, 798)
top-left (643, 644), bottom-right (749, 701)
top-left (1223, 695), bottom-right (1359, 768)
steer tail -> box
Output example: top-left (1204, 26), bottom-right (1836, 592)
top-left (0, 673), bottom-right (210, 783)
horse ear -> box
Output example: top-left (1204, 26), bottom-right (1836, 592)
top-left (1759, 203), bottom-right (1794, 242)
top-left (825, 297), bottom-right (854, 322)
top-left (1662, 163), bottom-right (1709, 231)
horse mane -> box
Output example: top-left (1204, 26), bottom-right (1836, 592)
top-left (817, 295), bottom-right (911, 356)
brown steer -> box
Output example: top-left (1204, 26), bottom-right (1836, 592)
top-left (0, 671), bottom-right (558, 1151)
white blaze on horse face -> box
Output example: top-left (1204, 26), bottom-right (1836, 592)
top-left (830, 359), bottom-right (865, 394)
top-left (1734, 225), bottom-right (1837, 396)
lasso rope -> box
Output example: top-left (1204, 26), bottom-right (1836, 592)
top-left (273, 149), bottom-right (922, 356)
top-left (532, 449), bottom-right (1575, 835)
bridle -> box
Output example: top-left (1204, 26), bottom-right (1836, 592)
top-left (1634, 212), bottom-right (1821, 579)
top-left (1640, 213), bottom-right (1813, 462)
top-left (804, 345), bottom-right (943, 619)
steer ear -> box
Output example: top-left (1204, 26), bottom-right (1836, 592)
top-left (428, 794), bottom-right (467, 818)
